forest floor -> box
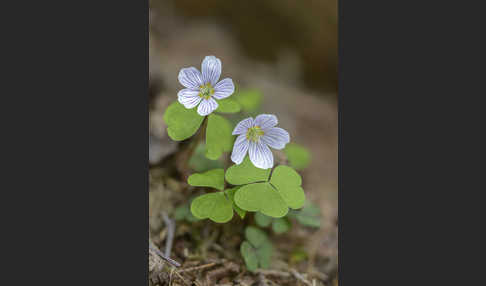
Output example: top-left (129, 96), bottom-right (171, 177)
top-left (149, 8), bottom-right (338, 286)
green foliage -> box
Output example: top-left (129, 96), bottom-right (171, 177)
top-left (240, 226), bottom-right (273, 271)
top-left (174, 204), bottom-right (188, 220)
top-left (234, 89), bottom-right (263, 112)
top-left (240, 241), bottom-right (258, 271)
top-left (229, 162), bottom-right (305, 218)
top-left (272, 218), bottom-right (291, 234)
top-left (234, 183), bottom-right (288, 217)
top-left (190, 192), bottom-right (233, 223)
top-left (188, 143), bottom-right (224, 172)
top-left (225, 156), bottom-right (271, 185)
top-left (289, 202), bottom-right (321, 228)
top-left (163, 102), bottom-right (204, 141)
top-left (187, 170), bottom-right (248, 222)
top-left (255, 212), bottom-right (291, 234)
top-left (245, 226), bottom-right (268, 247)
top-left (255, 212), bottom-right (272, 227)
top-left (283, 143), bottom-right (311, 170)
top-left (205, 114), bottom-right (234, 160)
top-left (163, 67), bottom-right (314, 271)
top-left (215, 98), bottom-right (241, 113)
top-left (225, 187), bottom-right (246, 219)
top-left (173, 203), bottom-right (200, 222)
top-left (255, 240), bottom-right (272, 268)
top-left (269, 165), bottom-right (305, 209)
top-left (187, 169), bottom-right (225, 191)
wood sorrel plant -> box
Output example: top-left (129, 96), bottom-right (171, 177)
top-left (164, 55), bottom-right (315, 270)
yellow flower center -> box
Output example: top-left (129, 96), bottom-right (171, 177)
top-left (246, 126), bottom-right (264, 142)
top-left (199, 83), bottom-right (214, 100)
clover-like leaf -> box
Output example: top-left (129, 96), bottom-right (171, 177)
top-left (240, 241), bottom-right (258, 271)
top-left (174, 203), bottom-right (200, 222)
top-left (187, 168), bottom-right (225, 191)
top-left (269, 165), bottom-right (305, 209)
top-left (163, 101), bottom-right (204, 141)
top-left (284, 143), bottom-right (311, 170)
top-left (225, 156), bottom-right (271, 185)
top-left (241, 226), bottom-right (273, 271)
top-left (245, 226), bottom-right (268, 248)
top-left (215, 98), bottom-right (241, 114)
top-left (174, 204), bottom-right (189, 221)
top-left (226, 187), bottom-right (246, 219)
top-left (190, 192), bottom-right (233, 223)
top-left (255, 212), bottom-right (272, 227)
top-left (292, 203), bottom-right (321, 228)
top-left (271, 217), bottom-right (291, 234)
top-left (205, 114), bottom-right (234, 160)
top-left (256, 240), bottom-right (272, 268)
top-left (255, 213), bottom-right (291, 234)
top-left (234, 89), bottom-right (262, 112)
top-left (188, 143), bottom-right (224, 172)
top-left (235, 183), bottom-right (288, 218)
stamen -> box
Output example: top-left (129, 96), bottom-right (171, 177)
top-left (199, 83), bottom-right (214, 100)
top-left (246, 126), bottom-right (265, 142)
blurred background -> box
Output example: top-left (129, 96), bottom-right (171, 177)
top-left (149, 0), bottom-right (338, 284)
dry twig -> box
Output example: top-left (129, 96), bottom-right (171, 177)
top-left (173, 270), bottom-right (191, 286)
top-left (178, 262), bottom-right (218, 273)
top-left (149, 242), bottom-right (181, 267)
top-left (258, 273), bottom-right (269, 286)
top-left (290, 269), bottom-right (312, 286)
top-left (205, 261), bottom-right (239, 285)
top-left (161, 211), bottom-right (175, 257)
top-left (255, 269), bottom-right (291, 278)
top-left (309, 269), bottom-right (329, 282)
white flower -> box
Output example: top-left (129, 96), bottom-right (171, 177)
top-left (231, 114), bottom-right (290, 169)
top-left (177, 56), bottom-right (235, 116)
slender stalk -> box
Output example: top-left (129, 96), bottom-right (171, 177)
top-left (149, 243), bottom-right (181, 267)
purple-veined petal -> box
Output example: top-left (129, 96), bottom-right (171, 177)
top-left (254, 114), bottom-right (278, 129)
top-left (248, 141), bottom-right (274, 169)
top-left (212, 78), bottom-right (235, 100)
top-left (260, 127), bottom-right (290, 150)
top-left (231, 134), bottom-right (250, 164)
top-left (201, 56), bottom-right (221, 86)
top-left (197, 97), bottom-right (219, 116)
top-left (232, 117), bottom-right (254, 135)
top-left (178, 67), bottom-right (203, 88)
top-left (177, 88), bottom-right (202, 109)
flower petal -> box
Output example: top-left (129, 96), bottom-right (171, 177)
top-left (212, 78), bottom-right (235, 100)
top-left (201, 56), bottom-right (222, 86)
top-left (249, 141), bottom-right (274, 169)
top-left (232, 117), bottom-right (254, 135)
top-left (197, 97), bottom-right (219, 116)
top-left (254, 114), bottom-right (278, 129)
top-left (260, 127), bottom-right (290, 150)
top-left (231, 134), bottom-right (250, 164)
top-left (178, 67), bottom-right (203, 88)
top-left (177, 88), bottom-right (202, 109)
